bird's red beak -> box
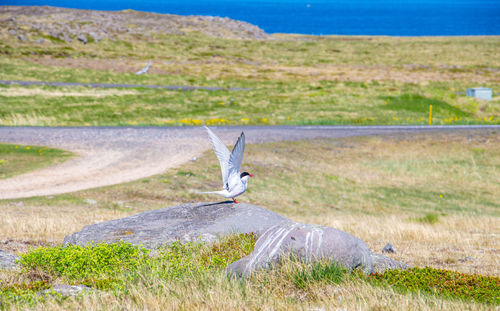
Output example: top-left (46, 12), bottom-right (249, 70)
top-left (249, 174), bottom-right (254, 177)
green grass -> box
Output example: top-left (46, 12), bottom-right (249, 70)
top-left (413, 213), bottom-right (440, 224)
top-left (0, 143), bottom-right (73, 179)
top-left (382, 94), bottom-right (469, 117)
top-left (2, 32), bottom-right (500, 69)
top-left (0, 33), bottom-right (499, 126)
top-left (290, 261), bottom-right (346, 290)
top-left (0, 80), bottom-right (498, 126)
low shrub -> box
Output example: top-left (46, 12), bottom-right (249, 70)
top-left (19, 242), bottom-right (149, 280)
top-left (369, 267), bottom-right (500, 304)
top-left (0, 281), bottom-right (48, 307)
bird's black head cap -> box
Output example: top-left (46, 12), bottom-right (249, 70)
top-left (240, 172), bottom-right (251, 178)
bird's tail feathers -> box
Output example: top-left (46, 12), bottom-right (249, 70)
top-left (198, 190), bottom-right (224, 195)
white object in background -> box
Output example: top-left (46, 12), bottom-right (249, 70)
top-left (136, 60), bottom-right (152, 75)
top-left (466, 87), bottom-right (492, 100)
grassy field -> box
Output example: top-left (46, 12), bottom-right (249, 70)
top-left (1, 131), bottom-right (499, 310)
top-left (0, 143), bottom-right (73, 179)
top-left (1, 9), bottom-right (500, 309)
top-left (0, 33), bottom-right (499, 126)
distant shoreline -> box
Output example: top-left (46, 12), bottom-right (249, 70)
top-left (1, 1), bottom-right (499, 36)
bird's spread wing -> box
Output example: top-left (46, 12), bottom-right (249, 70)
top-left (204, 126), bottom-right (231, 187)
top-left (136, 61), bottom-right (152, 75)
top-left (228, 132), bottom-right (245, 183)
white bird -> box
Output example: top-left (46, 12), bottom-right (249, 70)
top-left (200, 126), bottom-right (254, 203)
top-left (136, 60), bottom-right (152, 75)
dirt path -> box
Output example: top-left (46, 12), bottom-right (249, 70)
top-left (0, 80), bottom-right (250, 91)
top-left (1, 125), bottom-right (498, 199)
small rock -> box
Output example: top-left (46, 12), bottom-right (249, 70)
top-left (38, 284), bottom-right (92, 297)
top-left (381, 243), bottom-right (396, 254)
top-left (371, 253), bottom-right (409, 273)
top-left (8, 29), bottom-right (17, 36)
top-left (17, 35), bottom-right (27, 41)
top-left (458, 256), bottom-right (475, 262)
top-left (77, 34), bottom-right (88, 44)
top-left (85, 199), bottom-right (97, 205)
top-left (61, 33), bottom-right (72, 43)
top-left (190, 156), bottom-right (198, 162)
top-left (0, 248), bottom-right (19, 270)
top-left (88, 31), bottom-right (101, 42)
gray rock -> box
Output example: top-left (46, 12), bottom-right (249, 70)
top-left (61, 33), bottom-right (72, 43)
top-left (38, 284), bottom-right (92, 297)
top-left (77, 34), bottom-right (88, 44)
top-left (8, 29), bottom-right (17, 36)
top-left (371, 253), bottom-right (410, 273)
top-left (381, 243), bottom-right (396, 253)
top-left (0, 248), bottom-right (19, 270)
top-left (63, 202), bottom-right (292, 249)
top-left (227, 222), bottom-right (374, 277)
top-left (17, 34), bottom-right (27, 41)
top-left (88, 31), bottom-right (101, 42)
top-left (2, 6), bottom-right (267, 41)
top-left (458, 256), bottom-right (475, 263)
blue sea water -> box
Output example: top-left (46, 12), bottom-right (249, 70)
top-left (3, 0), bottom-right (500, 36)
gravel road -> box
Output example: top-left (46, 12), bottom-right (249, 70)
top-left (0, 80), bottom-right (251, 91)
top-left (0, 125), bottom-right (498, 199)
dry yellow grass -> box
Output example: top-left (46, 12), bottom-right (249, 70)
top-left (310, 214), bottom-right (499, 276)
top-left (2, 267), bottom-right (493, 311)
top-left (0, 204), bottom-right (127, 253)
top-left (26, 54), bottom-right (498, 84)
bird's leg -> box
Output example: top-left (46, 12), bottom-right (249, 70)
top-left (232, 198), bottom-right (240, 204)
